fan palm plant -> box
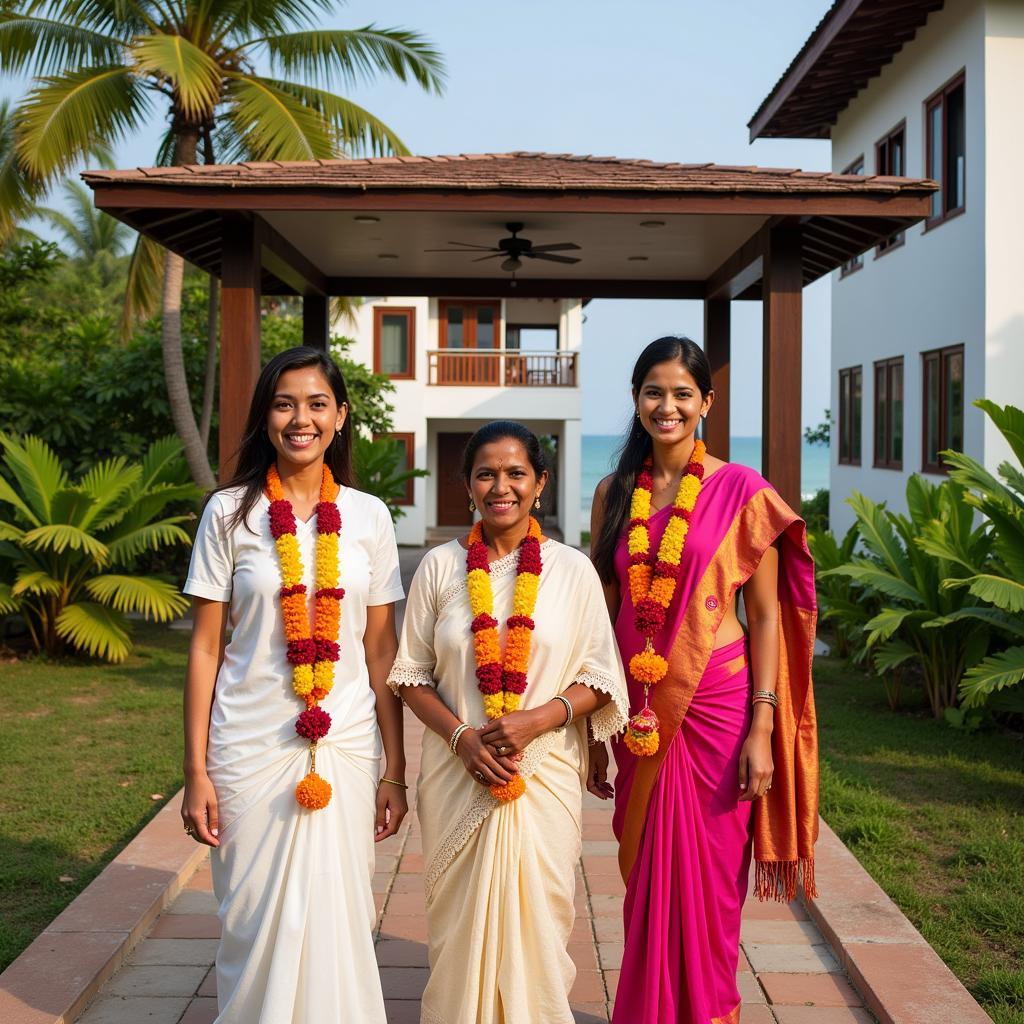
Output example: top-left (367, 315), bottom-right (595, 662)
top-left (0, 433), bottom-right (201, 662)
top-left (1, 1), bottom-right (445, 488)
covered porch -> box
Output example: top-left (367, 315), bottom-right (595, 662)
top-left (84, 152), bottom-right (935, 510)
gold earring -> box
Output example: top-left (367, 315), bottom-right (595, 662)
top-left (469, 500), bottom-right (476, 512)
top-left (534, 496), bottom-right (541, 509)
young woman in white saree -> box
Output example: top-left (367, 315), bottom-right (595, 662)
top-left (389, 421), bottom-right (628, 1024)
top-left (180, 347), bottom-right (408, 1023)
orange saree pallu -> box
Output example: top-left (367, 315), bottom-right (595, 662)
top-left (610, 464), bottom-right (819, 1024)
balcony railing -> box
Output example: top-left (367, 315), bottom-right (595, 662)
top-left (427, 349), bottom-right (578, 387)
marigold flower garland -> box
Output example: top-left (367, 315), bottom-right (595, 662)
top-left (624, 440), bottom-right (706, 757)
top-left (267, 463), bottom-right (345, 810)
top-left (466, 516), bottom-right (543, 802)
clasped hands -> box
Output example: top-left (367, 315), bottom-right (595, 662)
top-left (457, 709), bottom-right (546, 786)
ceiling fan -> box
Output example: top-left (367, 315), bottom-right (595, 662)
top-left (425, 222), bottom-right (581, 272)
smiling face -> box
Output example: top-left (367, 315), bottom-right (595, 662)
top-left (266, 366), bottom-right (347, 471)
top-left (635, 359), bottom-right (713, 447)
top-left (467, 437), bottom-right (547, 534)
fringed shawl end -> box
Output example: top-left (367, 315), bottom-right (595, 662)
top-left (754, 857), bottom-right (817, 903)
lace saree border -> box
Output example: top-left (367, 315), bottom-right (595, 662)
top-left (423, 728), bottom-right (560, 903)
top-left (577, 667), bottom-right (629, 743)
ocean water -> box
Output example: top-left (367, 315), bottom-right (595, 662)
top-left (580, 435), bottom-right (829, 520)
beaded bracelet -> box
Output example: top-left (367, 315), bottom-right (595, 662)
top-left (449, 723), bottom-right (471, 754)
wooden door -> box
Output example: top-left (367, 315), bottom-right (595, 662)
top-left (437, 432), bottom-right (474, 526)
top-left (439, 301), bottom-right (501, 385)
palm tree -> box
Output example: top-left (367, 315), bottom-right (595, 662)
top-left (37, 179), bottom-right (131, 285)
top-left (0, 1), bottom-right (445, 488)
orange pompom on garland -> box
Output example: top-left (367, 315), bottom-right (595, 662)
top-left (624, 440), bottom-right (706, 756)
top-left (266, 463), bottom-right (344, 809)
top-left (466, 516), bottom-right (543, 802)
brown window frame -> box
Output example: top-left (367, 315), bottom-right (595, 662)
top-left (438, 300), bottom-right (502, 349)
top-left (921, 343), bottom-right (965, 474)
top-left (374, 431), bottom-right (416, 505)
top-left (373, 306), bottom-right (416, 380)
top-left (839, 155), bottom-right (866, 277)
top-left (924, 71), bottom-right (966, 230)
top-left (875, 122), bottom-right (907, 256)
top-left (838, 365), bottom-right (863, 466)
top-left (873, 356), bottom-right (904, 470)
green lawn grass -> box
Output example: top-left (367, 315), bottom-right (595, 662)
top-left (0, 622), bottom-right (189, 971)
top-left (816, 657), bottom-right (1024, 1024)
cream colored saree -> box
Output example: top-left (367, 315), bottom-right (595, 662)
top-left (388, 539), bottom-right (628, 1024)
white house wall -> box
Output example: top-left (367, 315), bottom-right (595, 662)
top-left (983, 0), bottom-right (1024, 473)
top-left (829, 0), bottom-right (987, 536)
top-left (338, 296), bottom-right (583, 546)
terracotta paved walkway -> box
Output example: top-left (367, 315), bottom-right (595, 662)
top-left (74, 711), bottom-right (873, 1024)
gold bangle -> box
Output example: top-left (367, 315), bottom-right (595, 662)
top-left (379, 777), bottom-right (408, 789)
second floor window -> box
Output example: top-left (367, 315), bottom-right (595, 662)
top-left (839, 156), bottom-right (865, 277)
top-left (926, 72), bottom-right (966, 226)
top-left (874, 357), bottom-right (904, 470)
top-left (374, 307), bottom-right (415, 379)
top-left (876, 124), bottom-right (906, 254)
top-left (922, 344), bottom-right (965, 473)
top-left (838, 365), bottom-right (862, 466)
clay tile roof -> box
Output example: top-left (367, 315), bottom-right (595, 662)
top-left (749, 0), bottom-right (945, 140)
top-left (82, 150), bottom-right (934, 195)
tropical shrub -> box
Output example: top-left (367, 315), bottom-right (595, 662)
top-left (807, 520), bottom-right (879, 667)
top-left (0, 434), bottom-right (200, 662)
top-left (932, 401), bottom-right (1024, 710)
top-left (801, 488), bottom-right (829, 535)
top-left (822, 476), bottom-right (992, 717)
top-left (352, 435), bottom-right (429, 523)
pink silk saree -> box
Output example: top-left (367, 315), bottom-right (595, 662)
top-left (610, 463), bottom-right (819, 1024)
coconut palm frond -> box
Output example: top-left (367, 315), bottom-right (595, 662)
top-left (16, 64), bottom-right (151, 180)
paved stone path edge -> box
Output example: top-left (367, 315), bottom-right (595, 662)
top-left (0, 796), bottom-right (207, 1024)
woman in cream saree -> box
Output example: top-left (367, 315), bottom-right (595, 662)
top-left (389, 422), bottom-right (628, 1024)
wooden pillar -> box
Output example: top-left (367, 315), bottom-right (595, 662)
top-left (761, 225), bottom-right (803, 510)
top-left (219, 217), bottom-right (262, 480)
top-left (303, 294), bottom-right (330, 351)
top-left (703, 298), bottom-right (730, 460)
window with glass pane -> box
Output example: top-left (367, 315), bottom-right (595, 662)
top-left (446, 306), bottom-right (465, 348)
top-left (922, 344), bottom-right (964, 471)
top-left (876, 125), bottom-right (906, 252)
top-left (873, 357), bottom-right (903, 469)
top-left (373, 307), bottom-right (414, 379)
top-left (475, 306), bottom-right (495, 348)
top-left (838, 366), bottom-right (861, 465)
top-left (926, 73), bottom-right (966, 226)
top-left (840, 156), bottom-right (866, 276)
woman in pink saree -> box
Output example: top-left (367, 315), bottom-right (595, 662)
top-left (589, 337), bottom-right (819, 1024)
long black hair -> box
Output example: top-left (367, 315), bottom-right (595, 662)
top-left (591, 336), bottom-right (712, 583)
top-left (461, 421), bottom-right (549, 509)
top-left (210, 346), bottom-right (354, 532)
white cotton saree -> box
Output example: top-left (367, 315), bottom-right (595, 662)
top-left (388, 538), bottom-right (628, 1024)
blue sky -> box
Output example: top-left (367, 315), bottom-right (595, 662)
top-left (6, 0), bottom-right (836, 436)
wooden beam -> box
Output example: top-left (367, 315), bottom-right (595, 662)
top-left (703, 298), bottom-right (731, 460)
top-left (257, 215), bottom-right (328, 296)
top-left (762, 225), bottom-right (803, 510)
top-left (326, 277), bottom-right (706, 300)
top-left (219, 216), bottom-right (262, 480)
top-left (93, 184), bottom-right (936, 221)
top-left (303, 295), bottom-right (330, 351)
top-left (706, 226), bottom-right (766, 300)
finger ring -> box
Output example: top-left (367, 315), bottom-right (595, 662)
top-left (474, 771), bottom-right (485, 782)
top-left (183, 825), bottom-right (195, 836)
top-left (497, 745), bottom-right (507, 755)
